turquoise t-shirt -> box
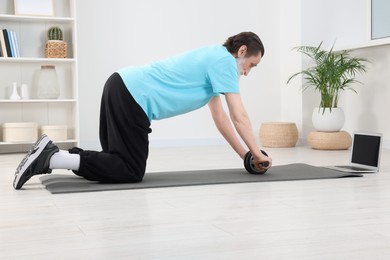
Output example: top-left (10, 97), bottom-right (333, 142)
top-left (117, 45), bottom-right (239, 121)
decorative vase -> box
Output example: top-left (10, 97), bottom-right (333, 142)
top-left (21, 83), bottom-right (30, 99)
top-left (10, 82), bottom-right (21, 100)
top-left (37, 65), bottom-right (60, 99)
top-left (312, 107), bottom-right (345, 132)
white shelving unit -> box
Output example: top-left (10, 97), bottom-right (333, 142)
top-left (0, 0), bottom-right (78, 153)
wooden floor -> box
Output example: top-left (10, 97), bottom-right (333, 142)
top-left (1, 145), bottom-right (390, 259)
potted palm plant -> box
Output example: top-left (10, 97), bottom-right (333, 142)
top-left (287, 42), bottom-right (368, 132)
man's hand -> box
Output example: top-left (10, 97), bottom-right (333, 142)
top-left (252, 150), bottom-right (272, 170)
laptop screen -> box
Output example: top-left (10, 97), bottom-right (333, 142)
top-left (351, 134), bottom-right (382, 167)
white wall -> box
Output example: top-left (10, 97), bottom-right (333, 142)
top-left (77, 0), bottom-right (390, 150)
top-left (343, 45), bottom-right (390, 147)
top-left (279, 0), bottom-right (303, 136)
top-left (301, 0), bottom-right (369, 48)
top-left (76, 0), bottom-right (294, 149)
top-left (301, 0), bottom-right (390, 147)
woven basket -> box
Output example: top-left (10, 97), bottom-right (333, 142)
top-left (307, 131), bottom-right (352, 150)
top-left (260, 122), bottom-right (298, 147)
top-left (45, 41), bottom-right (67, 58)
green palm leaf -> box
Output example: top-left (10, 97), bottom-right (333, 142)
top-left (287, 42), bottom-right (369, 112)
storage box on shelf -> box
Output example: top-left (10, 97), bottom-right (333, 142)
top-left (41, 125), bottom-right (68, 141)
top-left (2, 122), bottom-right (38, 142)
top-left (0, 0), bottom-right (78, 153)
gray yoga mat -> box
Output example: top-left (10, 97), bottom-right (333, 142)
top-left (39, 163), bottom-right (362, 194)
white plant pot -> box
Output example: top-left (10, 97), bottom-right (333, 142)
top-left (312, 107), bottom-right (345, 132)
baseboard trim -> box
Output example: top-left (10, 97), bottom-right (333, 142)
top-left (150, 137), bottom-right (228, 148)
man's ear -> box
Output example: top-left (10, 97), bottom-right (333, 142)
top-left (236, 45), bottom-right (247, 58)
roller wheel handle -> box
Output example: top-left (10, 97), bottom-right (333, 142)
top-left (244, 150), bottom-right (269, 175)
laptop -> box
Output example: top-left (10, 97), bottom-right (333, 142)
top-left (325, 132), bottom-right (383, 173)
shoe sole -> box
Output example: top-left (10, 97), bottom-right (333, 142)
top-left (13, 135), bottom-right (51, 189)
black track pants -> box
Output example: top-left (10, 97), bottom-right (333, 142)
top-left (71, 73), bottom-right (151, 183)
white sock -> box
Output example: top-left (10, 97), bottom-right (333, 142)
top-left (49, 150), bottom-right (80, 171)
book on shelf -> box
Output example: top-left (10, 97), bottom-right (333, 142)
top-left (0, 29), bottom-right (8, 57)
top-left (0, 29), bottom-right (20, 58)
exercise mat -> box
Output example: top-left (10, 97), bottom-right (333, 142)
top-left (39, 163), bottom-right (362, 194)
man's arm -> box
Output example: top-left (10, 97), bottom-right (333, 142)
top-left (223, 93), bottom-right (272, 168)
top-left (208, 96), bottom-right (247, 159)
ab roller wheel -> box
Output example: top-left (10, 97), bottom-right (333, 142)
top-left (244, 150), bottom-right (269, 174)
